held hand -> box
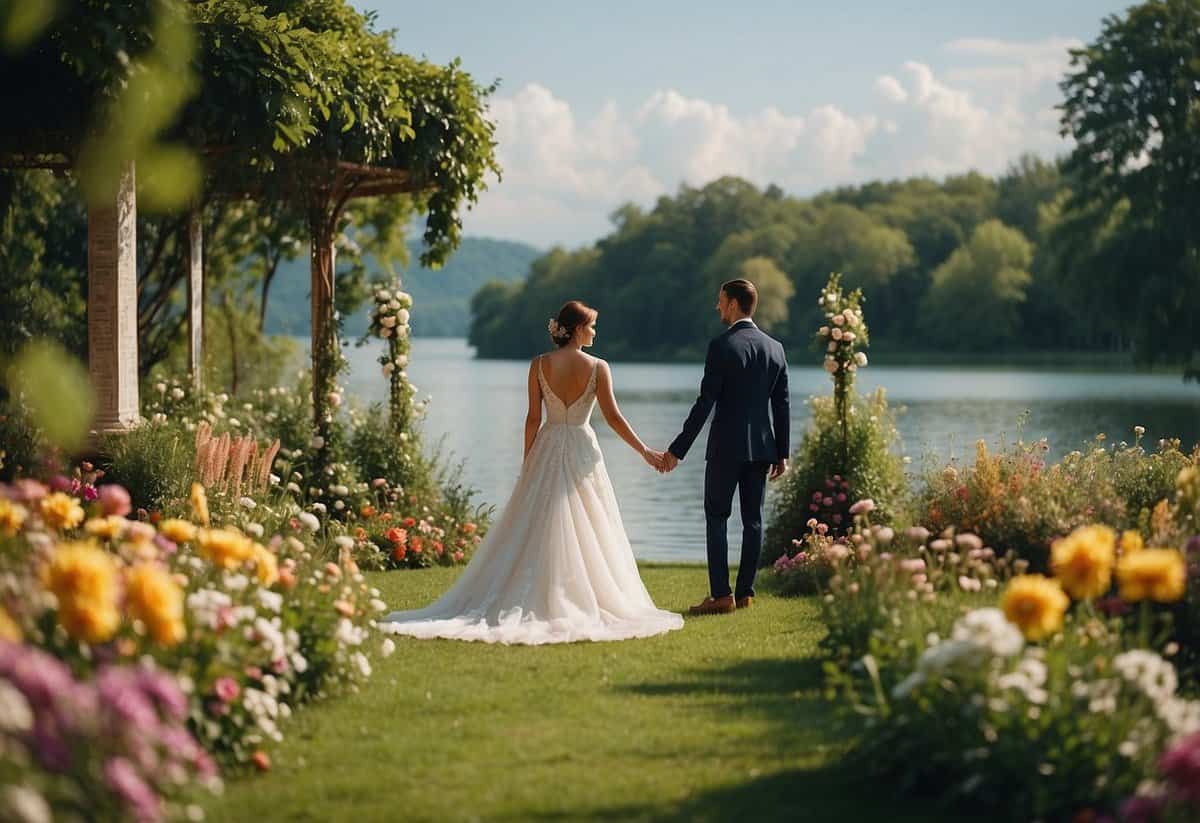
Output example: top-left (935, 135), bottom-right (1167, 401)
top-left (769, 458), bottom-right (789, 482)
top-left (660, 451), bottom-right (679, 474)
top-left (642, 448), bottom-right (666, 472)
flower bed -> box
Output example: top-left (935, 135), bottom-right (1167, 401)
top-left (0, 471), bottom-right (397, 820)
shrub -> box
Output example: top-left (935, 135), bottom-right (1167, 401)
top-left (764, 388), bottom-right (907, 565)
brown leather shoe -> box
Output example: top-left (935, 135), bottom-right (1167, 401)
top-left (689, 595), bottom-right (735, 616)
top-left (736, 596), bottom-right (753, 609)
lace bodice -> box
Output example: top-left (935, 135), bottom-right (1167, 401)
top-left (538, 357), bottom-right (598, 426)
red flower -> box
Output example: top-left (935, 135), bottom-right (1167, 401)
top-left (385, 527), bottom-right (407, 546)
top-left (434, 542), bottom-right (444, 555)
top-left (392, 546), bottom-right (407, 562)
top-left (403, 517), bottom-right (417, 528)
top-left (252, 751), bottom-right (271, 772)
top-left (410, 536), bottom-right (424, 553)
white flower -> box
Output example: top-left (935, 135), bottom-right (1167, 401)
top-left (0, 681), bottom-right (33, 733)
top-left (854, 352), bottom-right (868, 367)
top-left (246, 523), bottom-right (264, 538)
top-left (383, 362), bottom-right (395, 377)
top-left (397, 292), bottom-right (413, 308)
top-left (257, 589), bottom-right (283, 613)
top-left (286, 482), bottom-right (301, 494)
top-left (387, 299), bottom-right (400, 310)
top-left (3, 786), bottom-right (51, 823)
top-left (369, 598), bottom-right (387, 612)
top-left (335, 618), bottom-right (366, 647)
top-left (381, 327), bottom-right (393, 338)
top-left (238, 496), bottom-right (257, 510)
top-left (818, 326), bottom-right (830, 337)
top-left (1134, 425), bottom-right (1146, 436)
top-left (832, 314), bottom-right (846, 327)
top-left (297, 512), bottom-right (320, 532)
top-left (170, 387), bottom-right (185, 400)
top-left (845, 311), bottom-right (859, 327)
top-left (352, 652), bottom-right (372, 678)
top-left (394, 355), bottom-right (409, 368)
top-left (154, 382), bottom-right (167, 394)
top-left (311, 502), bottom-right (327, 514)
top-left (396, 309), bottom-right (410, 325)
top-left (827, 342), bottom-right (838, 353)
top-left (327, 392), bottom-right (343, 408)
top-left (334, 535), bottom-right (355, 550)
top-left (310, 435), bottom-right (325, 449)
top-left (380, 315), bottom-right (397, 328)
top-left (823, 358), bottom-right (839, 374)
top-left (381, 638), bottom-right (396, 657)
top-left (376, 289), bottom-right (393, 302)
top-left (831, 327), bottom-right (844, 341)
top-left (951, 608), bottom-right (1025, 658)
top-left (396, 325), bottom-right (410, 339)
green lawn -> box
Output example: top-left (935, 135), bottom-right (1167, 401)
top-left (202, 565), bottom-right (976, 822)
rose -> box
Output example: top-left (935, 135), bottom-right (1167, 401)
top-left (380, 316), bottom-right (397, 329)
top-left (831, 328), bottom-right (844, 341)
top-left (214, 677), bottom-right (240, 704)
top-left (396, 309), bottom-right (410, 325)
top-left (832, 314), bottom-right (845, 327)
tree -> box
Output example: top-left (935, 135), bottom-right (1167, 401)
top-left (920, 220), bottom-right (1034, 351)
top-left (1058, 0), bottom-right (1200, 372)
top-left (738, 257), bottom-right (794, 332)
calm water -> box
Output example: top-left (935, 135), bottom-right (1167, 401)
top-left (337, 338), bottom-right (1200, 562)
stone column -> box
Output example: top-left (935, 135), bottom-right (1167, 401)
top-left (87, 162), bottom-right (140, 434)
top-left (186, 206), bottom-right (204, 392)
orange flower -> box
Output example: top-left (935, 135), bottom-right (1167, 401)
top-left (359, 505), bottom-right (375, 518)
top-left (385, 527), bottom-right (407, 546)
top-left (461, 522), bottom-right (478, 535)
top-left (380, 513), bottom-right (392, 523)
top-left (354, 527), bottom-right (367, 541)
top-left (410, 536), bottom-right (424, 554)
top-left (392, 546), bottom-right (406, 562)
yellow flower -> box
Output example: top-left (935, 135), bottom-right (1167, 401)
top-left (42, 541), bottom-right (119, 604)
top-left (59, 602), bottom-right (121, 644)
top-left (1050, 524), bottom-right (1115, 600)
top-left (0, 609), bottom-right (21, 642)
top-left (40, 492), bottom-right (84, 532)
top-left (0, 499), bottom-right (27, 535)
top-left (252, 544), bottom-right (279, 587)
top-left (125, 564), bottom-right (186, 647)
top-left (41, 541), bottom-right (121, 643)
top-left (158, 518), bottom-right (197, 544)
top-left (196, 527), bottom-right (254, 570)
top-left (84, 515), bottom-right (128, 540)
top-left (1001, 575), bottom-right (1069, 641)
top-left (190, 483), bottom-right (210, 528)
top-left (1119, 530), bottom-right (1145, 556)
top-left (1116, 549), bottom-right (1187, 603)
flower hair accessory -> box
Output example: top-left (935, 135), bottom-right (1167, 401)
top-left (547, 318), bottom-right (570, 341)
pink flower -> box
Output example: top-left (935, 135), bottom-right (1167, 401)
top-left (900, 558), bottom-right (926, 573)
top-left (822, 497), bottom-right (833, 507)
top-left (214, 677), bottom-right (240, 704)
top-left (848, 499), bottom-right (876, 516)
top-left (905, 526), bottom-right (930, 543)
top-left (98, 484), bottom-right (132, 516)
top-left (954, 533), bottom-right (983, 552)
top-left (816, 523), bottom-right (829, 535)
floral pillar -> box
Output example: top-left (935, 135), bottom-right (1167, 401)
top-left (815, 274), bottom-right (870, 473)
top-left (368, 281), bottom-right (415, 438)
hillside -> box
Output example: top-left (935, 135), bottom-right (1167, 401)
top-left (263, 236), bottom-right (539, 338)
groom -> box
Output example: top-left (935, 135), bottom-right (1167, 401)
top-left (658, 278), bottom-right (790, 616)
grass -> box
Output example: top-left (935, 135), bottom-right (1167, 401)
top-left (202, 564), bottom-right (983, 823)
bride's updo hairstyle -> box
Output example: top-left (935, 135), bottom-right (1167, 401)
top-left (547, 300), bottom-right (598, 347)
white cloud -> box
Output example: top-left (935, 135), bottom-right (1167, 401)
top-left (464, 37), bottom-right (1080, 247)
top-left (875, 74), bottom-right (908, 103)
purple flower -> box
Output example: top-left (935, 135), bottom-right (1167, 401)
top-left (1119, 794), bottom-right (1165, 823)
top-left (96, 668), bottom-right (159, 732)
top-left (1160, 731), bottom-right (1200, 806)
top-left (105, 757), bottom-right (162, 823)
top-left (133, 668), bottom-right (188, 722)
top-left (98, 484), bottom-right (131, 516)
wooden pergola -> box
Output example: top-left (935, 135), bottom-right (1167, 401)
top-left (0, 149), bottom-right (424, 436)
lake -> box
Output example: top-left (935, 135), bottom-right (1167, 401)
top-left (337, 338), bottom-right (1200, 563)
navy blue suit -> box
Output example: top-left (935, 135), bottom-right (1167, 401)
top-left (669, 319), bottom-right (790, 599)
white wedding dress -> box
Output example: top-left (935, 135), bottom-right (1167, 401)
top-left (378, 358), bottom-right (684, 645)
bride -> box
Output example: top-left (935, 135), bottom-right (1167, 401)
top-left (378, 300), bottom-right (685, 644)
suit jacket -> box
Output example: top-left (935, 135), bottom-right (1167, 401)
top-left (669, 320), bottom-right (790, 463)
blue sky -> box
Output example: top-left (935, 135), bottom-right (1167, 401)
top-left (364, 1), bottom-right (1132, 248)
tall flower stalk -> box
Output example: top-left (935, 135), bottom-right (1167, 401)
top-left (814, 274), bottom-right (870, 472)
